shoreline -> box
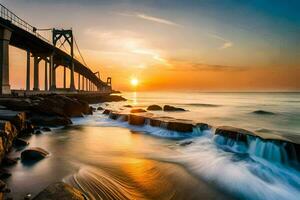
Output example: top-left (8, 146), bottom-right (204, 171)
top-left (0, 93), bottom-right (126, 199)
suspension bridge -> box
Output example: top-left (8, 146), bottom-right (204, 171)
top-left (0, 3), bottom-right (112, 95)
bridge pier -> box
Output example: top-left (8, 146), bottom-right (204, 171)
top-left (69, 62), bottom-right (76, 91)
top-left (63, 66), bottom-right (66, 89)
top-left (50, 55), bottom-right (56, 90)
top-left (82, 76), bottom-right (85, 91)
top-left (26, 49), bottom-right (30, 91)
top-left (0, 27), bottom-right (11, 95)
top-left (78, 74), bottom-right (80, 91)
top-left (33, 56), bottom-right (41, 91)
top-left (44, 58), bottom-right (48, 91)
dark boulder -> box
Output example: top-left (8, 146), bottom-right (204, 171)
top-left (41, 127), bottom-right (51, 132)
top-left (196, 123), bottom-right (211, 131)
top-left (130, 108), bottom-right (147, 113)
top-left (163, 105), bottom-right (186, 112)
top-left (147, 105), bottom-right (162, 111)
top-left (14, 138), bottom-right (29, 147)
top-left (252, 110), bottom-right (275, 115)
top-left (166, 120), bottom-right (194, 132)
top-left (21, 147), bottom-right (49, 161)
top-left (33, 182), bottom-right (86, 200)
top-left (215, 126), bottom-right (255, 143)
top-left (123, 105), bottom-right (132, 108)
top-left (97, 106), bottom-right (104, 110)
top-left (102, 109), bottom-right (111, 115)
top-left (128, 114), bottom-right (146, 126)
top-left (2, 157), bottom-right (18, 166)
top-left (30, 115), bottom-right (72, 127)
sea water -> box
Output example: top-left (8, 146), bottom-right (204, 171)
top-left (5, 92), bottom-right (300, 200)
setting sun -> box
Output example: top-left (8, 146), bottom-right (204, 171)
top-left (130, 78), bottom-right (139, 87)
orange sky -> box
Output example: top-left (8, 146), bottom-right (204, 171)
top-left (5, 0), bottom-right (300, 92)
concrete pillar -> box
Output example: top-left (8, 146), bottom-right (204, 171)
top-left (26, 49), bottom-right (30, 91)
top-left (69, 62), bottom-right (76, 91)
top-left (33, 56), bottom-right (40, 91)
top-left (44, 59), bottom-right (48, 91)
top-left (49, 59), bottom-right (52, 89)
top-left (0, 28), bottom-right (11, 95)
top-left (63, 66), bottom-right (66, 89)
top-left (50, 55), bottom-right (56, 90)
top-left (78, 73), bottom-right (80, 91)
top-left (82, 76), bottom-right (85, 91)
top-left (86, 78), bottom-right (88, 91)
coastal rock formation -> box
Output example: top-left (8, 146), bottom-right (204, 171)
top-left (103, 109), bottom-right (111, 115)
top-left (0, 110), bottom-right (26, 132)
top-left (252, 110), bottom-right (275, 115)
top-left (33, 182), bottom-right (86, 200)
top-left (163, 105), bottom-right (186, 111)
top-left (21, 147), bottom-right (49, 161)
top-left (14, 138), bottom-right (29, 147)
top-left (97, 106), bottom-right (104, 110)
top-left (147, 105), bottom-right (162, 111)
top-left (130, 108), bottom-right (147, 113)
top-left (128, 114), bottom-right (146, 125)
top-left (215, 126), bottom-right (254, 143)
top-left (0, 120), bottom-right (17, 159)
top-left (30, 115), bottom-right (72, 127)
top-left (167, 120), bottom-right (194, 132)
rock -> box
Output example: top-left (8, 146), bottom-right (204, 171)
top-left (123, 105), bottom-right (132, 108)
top-left (163, 105), bottom-right (186, 112)
top-left (33, 182), bottom-right (86, 200)
top-left (0, 120), bottom-right (18, 154)
top-left (21, 147), bottom-right (49, 161)
top-left (215, 126), bottom-right (255, 143)
top-left (30, 115), bottom-right (72, 127)
top-left (130, 108), bottom-right (147, 113)
top-left (118, 114), bottom-right (128, 121)
top-left (41, 127), bottom-right (51, 132)
top-left (196, 123), bottom-right (211, 131)
top-left (97, 106), bottom-right (104, 110)
top-left (0, 168), bottom-right (11, 179)
top-left (128, 114), bottom-right (146, 126)
top-left (147, 105), bottom-right (162, 111)
top-left (2, 157), bottom-right (18, 166)
top-left (34, 130), bottom-right (42, 135)
top-left (0, 179), bottom-right (6, 191)
top-left (102, 109), bottom-right (111, 115)
top-left (179, 140), bottom-right (193, 146)
top-left (14, 138), bottom-right (29, 147)
top-left (252, 110), bottom-right (275, 115)
top-left (0, 110), bottom-right (26, 132)
top-left (24, 193), bottom-right (32, 200)
top-left (166, 120), bottom-right (194, 132)
top-left (109, 112), bottom-right (119, 120)
top-left (0, 98), bottom-right (32, 111)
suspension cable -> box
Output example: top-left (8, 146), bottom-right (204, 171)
top-left (73, 36), bottom-right (88, 68)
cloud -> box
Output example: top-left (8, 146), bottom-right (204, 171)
top-left (117, 12), bottom-right (182, 27)
top-left (209, 34), bottom-right (233, 49)
top-left (167, 59), bottom-right (246, 72)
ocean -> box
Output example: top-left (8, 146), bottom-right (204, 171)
top-left (5, 92), bottom-right (300, 200)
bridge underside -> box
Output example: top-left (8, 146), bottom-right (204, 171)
top-left (0, 17), bottom-right (112, 95)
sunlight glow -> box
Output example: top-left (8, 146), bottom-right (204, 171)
top-left (131, 78), bottom-right (139, 87)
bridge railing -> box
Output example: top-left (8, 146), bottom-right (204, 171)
top-left (0, 3), bottom-right (50, 43)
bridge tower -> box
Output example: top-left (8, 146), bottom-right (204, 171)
top-left (52, 29), bottom-right (76, 91)
top-left (0, 27), bottom-right (12, 94)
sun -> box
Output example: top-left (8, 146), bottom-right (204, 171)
top-left (130, 78), bottom-right (139, 87)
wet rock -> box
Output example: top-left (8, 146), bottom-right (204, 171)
top-left (33, 182), bottom-right (86, 200)
top-left (128, 114), bottom-right (146, 126)
top-left (147, 105), bottom-right (162, 111)
top-left (123, 105), bottom-right (132, 108)
top-left (196, 123), bottom-right (211, 131)
top-left (163, 105), bottom-right (186, 112)
top-left (166, 120), bottom-right (194, 132)
top-left (0, 168), bottom-right (11, 179)
top-left (149, 118), bottom-right (162, 127)
top-left (2, 157), bottom-right (18, 166)
top-left (97, 106), bottom-right (104, 110)
top-left (0, 110), bottom-right (26, 132)
top-left (30, 115), bottom-right (72, 127)
top-left (0, 120), bottom-right (18, 154)
top-left (118, 114), bottom-right (128, 121)
top-left (130, 108), bottom-right (147, 113)
top-left (21, 147), bottom-right (49, 161)
top-left (41, 127), bottom-right (51, 132)
top-left (14, 138), bottom-right (29, 147)
top-left (109, 112), bottom-right (119, 120)
top-left (252, 110), bottom-right (275, 115)
top-left (0, 98), bottom-right (32, 111)
top-left (102, 109), bottom-right (111, 115)
top-left (34, 130), bottom-right (42, 135)
top-left (0, 179), bottom-right (6, 191)
top-left (215, 126), bottom-right (255, 143)
top-left (179, 140), bottom-right (193, 146)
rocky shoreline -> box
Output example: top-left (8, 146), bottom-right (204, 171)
top-left (103, 105), bottom-right (300, 170)
top-left (0, 93), bottom-right (125, 200)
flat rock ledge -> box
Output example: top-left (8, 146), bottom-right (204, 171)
top-left (103, 109), bottom-right (210, 133)
top-left (33, 182), bottom-right (86, 200)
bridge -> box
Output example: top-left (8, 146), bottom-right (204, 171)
top-left (0, 3), bottom-right (112, 95)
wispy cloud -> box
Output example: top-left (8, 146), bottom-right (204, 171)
top-left (117, 12), bottom-right (182, 27)
top-left (209, 34), bottom-right (233, 49)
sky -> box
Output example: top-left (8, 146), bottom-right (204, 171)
top-left (2, 0), bottom-right (300, 91)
